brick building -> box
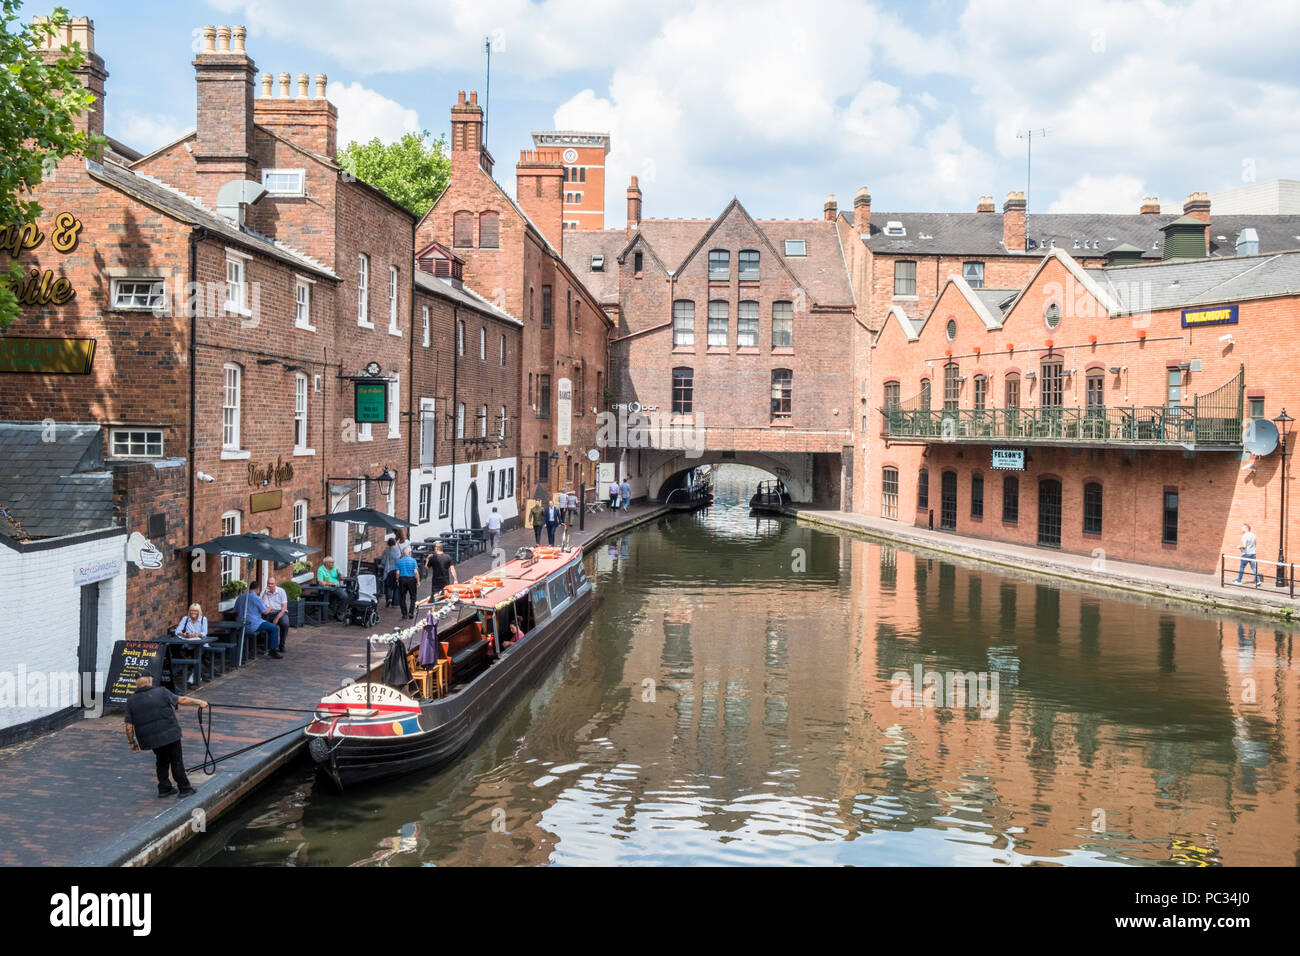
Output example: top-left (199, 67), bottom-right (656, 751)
top-left (866, 245), bottom-right (1300, 574)
top-left (416, 93), bottom-right (612, 503)
top-left (563, 184), bottom-right (856, 504)
top-left (0, 20), bottom-right (422, 639)
top-left (409, 242), bottom-right (522, 538)
top-left (531, 131), bottom-right (610, 231)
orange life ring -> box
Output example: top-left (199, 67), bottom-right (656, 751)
top-left (533, 546), bottom-right (562, 559)
top-left (443, 583), bottom-right (482, 600)
top-left (473, 575), bottom-right (504, 589)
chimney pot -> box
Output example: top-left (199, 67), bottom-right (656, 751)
top-left (201, 25), bottom-right (216, 53)
top-left (232, 25), bottom-right (246, 53)
top-left (278, 72), bottom-right (290, 97)
top-left (1003, 191), bottom-right (1027, 252)
top-left (261, 73), bottom-right (272, 96)
top-left (824, 194), bottom-right (837, 221)
top-left (977, 195), bottom-right (995, 213)
top-left (216, 25), bottom-right (231, 52)
top-left (297, 73), bottom-right (308, 98)
top-left (315, 73), bottom-right (327, 98)
top-left (853, 186), bottom-right (871, 233)
top-left (1139, 196), bottom-right (1161, 215)
top-left (469, 91), bottom-right (478, 105)
top-left (457, 90), bottom-right (466, 106)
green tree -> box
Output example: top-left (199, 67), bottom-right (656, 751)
top-left (0, 4), bottom-right (104, 329)
top-left (338, 131), bottom-right (450, 218)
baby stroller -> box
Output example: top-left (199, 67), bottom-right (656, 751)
top-left (345, 572), bottom-right (380, 628)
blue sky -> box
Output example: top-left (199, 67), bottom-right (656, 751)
top-left (25, 0), bottom-right (1300, 224)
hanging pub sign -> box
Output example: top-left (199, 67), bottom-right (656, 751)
top-left (0, 336), bottom-right (95, 374)
top-left (1181, 304), bottom-right (1238, 328)
top-left (355, 379), bottom-right (388, 424)
top-left (991, 448), bottom-right (1025, 471)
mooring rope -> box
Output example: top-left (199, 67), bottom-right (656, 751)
top-left (187, 702), bottom-right (319, 776)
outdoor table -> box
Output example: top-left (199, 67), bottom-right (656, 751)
top-left (299, 585), bottom-right (332, 626)
top-left (156, 634), bottom-right (213, 689)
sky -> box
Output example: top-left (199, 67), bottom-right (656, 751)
top-left (24, 0), bottom-right (1300, 226)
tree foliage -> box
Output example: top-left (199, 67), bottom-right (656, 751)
top-left (0, 4), bottom-right (105, 329)
top-left (337, 131), bottom-right (450, 219)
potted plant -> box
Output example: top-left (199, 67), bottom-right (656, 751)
top-left (291, 558), bottom-right (314, 584)
top-left (283, 580), bottom-right (304, 628)
top-left (220, 579), bottom-right (247, 617)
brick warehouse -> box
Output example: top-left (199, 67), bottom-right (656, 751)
top-left (0, 20), bottom-right (429, 651)
top-left (867, 245), bottom-right (1300, 575)
top-left (564, 184), bottom-right (856, 504)
top-left (416, 93), bottom-right (612, 502)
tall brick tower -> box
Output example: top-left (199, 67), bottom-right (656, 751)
top-left (531, 131), bottom-right (610, 231)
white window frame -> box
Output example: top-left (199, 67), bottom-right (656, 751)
top-left (784, 240), bottom-right (806, 256)
top-left (295, 276), bottom-right (315, 331)
top-left (456, 402), bottom-right (465, 440)
top-left (422, 306), bottom-right (430, 348)
top-left (109, 428), bottom-right (164, 458)
top-left (292, 499), bottom-right (308, 545)
top-left (419, 398), bottom-right (436, 468)
top-left (388, 373), bottom-right (401, 439)
top-left (222, 364), bottom-right (243, 453)
top-left (293, 372), bottom-right (311, 453)
top-left (388, 265), bottom-right (401, 335)
top-left (499, 404), bottom-right (507, 440)
top-left (357, 253), bottom-right (371, 327)
top-left (438, 481), bottom-right (451, 519)
top-left (225, 250), bottom-right (251, 315)
top-left (220, 510), bottom-right (241, 587)
top-left (479, 403), bottom-right (488, 438)
top-left (963, 261), bottom-right (985, 289)
top-left (479, 326), bottom-right (486, 361)
top-left (499, 333), bottom-right (506, 367)
top-left (111, 277), bottom-right (167, 312)
top-left (418, 484), bottom-right (432, 523)
top-left (262, 168), bottom-right (306, 197)
top-left (457, 320), bottom-right (465, 356)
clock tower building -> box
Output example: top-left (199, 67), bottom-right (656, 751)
top-left (531, 131), bottom-right (610, 231)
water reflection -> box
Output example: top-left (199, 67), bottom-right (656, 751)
top-left (180, 465), bottom-right (1300, 867)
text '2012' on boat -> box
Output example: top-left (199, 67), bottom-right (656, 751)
top-left (305, 546), bottom-right (594, 789)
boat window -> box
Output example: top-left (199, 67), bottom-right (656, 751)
top-left (530, 584), bottom-right (550, 623)
top-left (565, 567), bottom-right (577, 598)
top-left (548, 575), bottom-right (568, 610)
top-left (573, 561), bottom-right (587, 588)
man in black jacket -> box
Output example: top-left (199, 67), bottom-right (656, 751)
top-left (123, 676), bottom-right (207, 797)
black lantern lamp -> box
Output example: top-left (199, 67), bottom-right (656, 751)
top-left (375, 466), bottom-right (395, 498)
top-left (1274, 410), bottom-right (1293, 587)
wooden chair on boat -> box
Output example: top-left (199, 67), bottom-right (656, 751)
top-left (407, 648), bottom-right (450, 700)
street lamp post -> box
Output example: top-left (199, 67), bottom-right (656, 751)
top-left (1275, 410), bottom-right (1293, 588)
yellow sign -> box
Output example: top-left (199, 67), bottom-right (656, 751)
top-left (0, 337), bottom-right (95, 374)
top-left (1181, 304), bottom-right (1238, 328)
top-left (250, 490), bottom-right (283, 513)
top-left (1, 212), bottom-right (83, 308)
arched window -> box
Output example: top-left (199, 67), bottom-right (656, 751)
top-left (708, 249), bottom-right (729, 280)
top-left (479, 211), bottom-right (499, 248)
top-left (881, 467), bottom-right (899, 519)
top-left (453, 211), bottom-right (474, 248)
top-left (943, 362), bottom-right (960, 410)
top-left (1083, 482), bottom-right (1103, 534)
top-left (738, 249), bottom-right (760, 280)
top-left (919, 379), bottom-right (931, 411)
top-left (973, 374), bottom-right (987, 411)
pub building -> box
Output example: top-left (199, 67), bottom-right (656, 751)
top-left (0, 19), bottom-right (414, 649)
top-left (867, 245), bottom-right (1300, 575)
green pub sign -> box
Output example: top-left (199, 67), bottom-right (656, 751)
top-left (354, 380), bottom-right (388, 424)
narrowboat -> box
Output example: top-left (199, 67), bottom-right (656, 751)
top-left (748, 479), bottom-right (791, 515)
top-left (305, 546), bottom-right (594, 790)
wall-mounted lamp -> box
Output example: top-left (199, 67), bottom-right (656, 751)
top-left (1108, 367), bottom-right (1122, 374)
top-left (1219, 334), bottom-right (1235, 345)
top-left (1024, 371), bottom-right (1037, 380)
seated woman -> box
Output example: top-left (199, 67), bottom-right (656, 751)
top-left (174, 603), bottom-right (208, 641)
top-left (507, 620), bottom-right (525, 645)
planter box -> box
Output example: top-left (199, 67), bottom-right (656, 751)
top-left (292, 572), bottom-right (314, 585)
top-left (287, 600), bottom-right (305, 628)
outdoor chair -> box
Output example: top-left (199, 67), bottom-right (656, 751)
top-left (203, 623), bottom-right (244, 676)
top-left (168, 641), bottom-right (204, 690)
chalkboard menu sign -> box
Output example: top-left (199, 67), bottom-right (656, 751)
top-left (103, 640), bottom-right (164, 708)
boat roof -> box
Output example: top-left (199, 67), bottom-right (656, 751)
top-left (459, 549), bottom-right (582, 609)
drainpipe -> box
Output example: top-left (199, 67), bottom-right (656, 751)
top-left (450, 305), bottom-right (459, 531)
top-left (186, 227), bottom-right (209, 608)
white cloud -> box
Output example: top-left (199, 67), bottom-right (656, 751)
top-left (1048, 174), bottom-right (1148, 213)
top-left (113, 111), bottom-right (188, 153)
top-left (329, 82), bottom-right (420, 146)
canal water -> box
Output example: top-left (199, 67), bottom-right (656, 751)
top-left (177, 465), bottom-right (1299, 866)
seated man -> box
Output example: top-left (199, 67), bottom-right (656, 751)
top-left (234, 585), bottom-right (282, 659)
top-left (262, 577), bottom-right (290, 654)
top-left (316, 555), bottom-right (346, 621)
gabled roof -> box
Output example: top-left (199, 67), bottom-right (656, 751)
top-left (560, 230), bottom-right (622, 304)
top-left (0, 423), bottom-right (117, 542)
top-left (999, 248), bottom-right (1122, 325)
top-left (873, 304), bottom-right (921, 346)
top-left (90, 159), bottom-right (336, 278)
top-left (412, 269), bottom-right (523, 328)
top-left (674, 198), bottom-right (806, 296)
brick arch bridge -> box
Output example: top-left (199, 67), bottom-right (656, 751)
top-left (647, 449), bottom-right (842, 506)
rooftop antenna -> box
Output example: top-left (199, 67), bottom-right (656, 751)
top-left (1016, 128), bottom-right (1047, 214)
top-left (483, 36), bottom-right (492, 147)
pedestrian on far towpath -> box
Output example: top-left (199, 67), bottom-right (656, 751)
top-left (529, 500), bottom-right (544, 544)
top-left (486, 506), bottom-right (503, 554)
top-left (124, 675), bottom-right (206, 798)
top-left (1234, 522), bottom-right (1261, 587)
top-left (608, 480), bottom-right (620, 511)
top-left (620, 479), bottom-right (631, 511)
top-left (544, 502), bottom-right (561, 545)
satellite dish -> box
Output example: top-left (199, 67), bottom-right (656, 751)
top-left (586, 449), bottom-right (600, 462)
top-left (1245, 418), bottom-right (1279, 456)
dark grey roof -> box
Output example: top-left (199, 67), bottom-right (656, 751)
top-left (88, 159), bottom-right (336, 279)
top-left (1087, 250), bottom-right (1300, 313)
top-left (973, 288), bottom-right (1018, 317)
top-left (860, 211), bottom-right (1300, 260)
top-left (413, 270), bottom-right (522, 327)
top-left (0, 423), bottom-right (117, 541)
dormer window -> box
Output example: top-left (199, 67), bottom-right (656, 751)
top-left (262, 169), bottom-right (305, 197)
top-left (884, 221), bottom-right (906, 237)
top-left (784, 240), bottom-right (806, 256)
top-left (591, 254), bottom-right (605, 272)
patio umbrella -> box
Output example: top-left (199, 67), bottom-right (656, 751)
top-left (311, 506), bottom-right (415, 530)
top-left (187, 532), bottom-right (319, 563)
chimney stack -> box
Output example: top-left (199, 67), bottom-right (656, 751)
top-left (824, 194), bottom-right (837, 222)
top-left (976, 195), bottom-right (995, 213)
top-left (1182, 191), bottom-right (1211, 253)
top-left (193, 24), bottom-right (259, 204)
top-left (516, 147), bottom-right (565, 252)
top-left (1002, 191), bottom-right (1026, 252)
top-left (853, 186), bottom-right (871, 234)
top-left (450, 90), bottom-right (493, 176)
top-left (34, 15), bottom-right (107, 141)
top-left (253, 67), bottom-right (338, 159)
top-left (1139, 196), bottom-right (1161, 215)
top-left (626, 176), bottom-right (642, 237)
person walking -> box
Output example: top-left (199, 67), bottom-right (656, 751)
top-left (381, 534), bottom-right (401, 607)
top-left (544, 502), bottom-right (561, 546)
top-left (486, 506), bottom-right (503, 554)
top-left (529, 500), bottom-right (544, 545)
top-left (620, 479), bottom-right (631, 511)
top-left (424, 541), bottom-right (458, 599)
top-left (396, 544), bottom-right (421, 619)
top-left (1234, 522), bottom-right (1261, 587)
top-left (608, 480), bottom-right (620, 511)
top-left (124, 675), bottom-right (206, 798)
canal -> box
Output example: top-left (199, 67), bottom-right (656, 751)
top-left (175, 465), bottom-right (1299, 866)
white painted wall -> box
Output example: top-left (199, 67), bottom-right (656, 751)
top-left (0, 533), bottom-right (127, 732)
top-left (408, 456), bottom-right (519, 541)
